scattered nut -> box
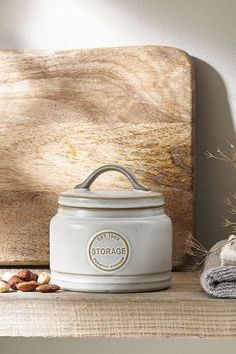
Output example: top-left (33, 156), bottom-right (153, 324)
top-left (17, 269), bottom-right (38, 282)
top-left (1, 271), bottom-right (60, 294)
top-left (0, 280), bottom-right (10, 293)
top-left (17, 281), bottom-right (39, 292)
top-left (2, 272), bottom-right (14, 282)
top-left (38, 272), bottom-right (50, 285)
top-left (36, 284), bottom-right (60, 293)
top-left (8, 275), bottom-right (23, 290)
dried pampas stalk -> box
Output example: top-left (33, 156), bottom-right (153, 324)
top-left (187, 138), bottom-right (236, 270)
top-left (184, 233), bottom-right (209, 271)
top-left (205, 139), bottom-right (236, 168)
top-left (206, 138), bottom-right (236, 233)
top-left (224, 195), bottom-right (236, 215)
top-left (184, 233), bottom-right (232, 271)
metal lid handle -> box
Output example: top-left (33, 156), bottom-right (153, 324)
top-left (74, 165), bottom-right (150, 191)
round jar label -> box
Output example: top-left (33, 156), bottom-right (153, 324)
top-left (88, 231), bottom-right (129, 272)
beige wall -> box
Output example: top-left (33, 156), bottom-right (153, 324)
top-left (0, 0), bottom-right (235, 350)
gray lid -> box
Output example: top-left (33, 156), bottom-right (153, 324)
top-left (58, 165), bottom-right (164, 209)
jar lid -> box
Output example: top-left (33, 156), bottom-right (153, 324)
top-left (58, 165), bottom-right (164, 209)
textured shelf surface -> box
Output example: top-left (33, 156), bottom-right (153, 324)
top-left (0, 271), bottom-right (235, 338)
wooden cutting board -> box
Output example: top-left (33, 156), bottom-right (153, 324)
top-left (0, 46), bottom-right (194, 268)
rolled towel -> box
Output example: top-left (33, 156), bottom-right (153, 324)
top-left (200, 239), bottom-right (236, 298)
top-left (220, 235), bottom-right (236, 266)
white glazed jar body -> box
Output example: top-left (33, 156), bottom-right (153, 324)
top-left (50, 205), bottom-right (172, 292)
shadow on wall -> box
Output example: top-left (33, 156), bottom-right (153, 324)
top-left (194, 57), bottom-right (235, 248)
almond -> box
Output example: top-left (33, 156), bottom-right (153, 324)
top-left (17, 281), bottom-right (38, 292)
top-left (36, 284), bottom-right (60, 293)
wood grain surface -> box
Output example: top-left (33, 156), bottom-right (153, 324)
top-left (0, 46), bottom-right (194, 267)
top-left (0, 271), bottom-right (235, 338)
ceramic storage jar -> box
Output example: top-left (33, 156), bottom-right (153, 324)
top-left (50, 165), bottom-right (172, 292)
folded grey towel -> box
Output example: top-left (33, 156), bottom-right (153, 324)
top-left (200, 240), bottom-right (236, 298)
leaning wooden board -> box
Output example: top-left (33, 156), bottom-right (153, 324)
top-left (0, 46), bottom-right (194, 268)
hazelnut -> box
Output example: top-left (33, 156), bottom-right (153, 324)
top-left (38, 272), bottom-right (50, 285)
top-left (8, 275), bottom-right (23, 290)
top-left (17, 269), bottom-right (38, 282)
